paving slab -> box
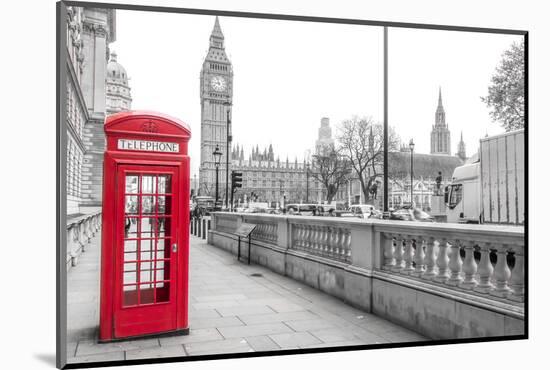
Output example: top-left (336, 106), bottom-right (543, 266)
top-left (284, 318), bottom-right (337, 332)
top-left (218, 322), bottom-right (294, 338)
top-left (238, 310), bottom-right (320, 325)
top-left (159, 328), bottom-right (224, 346)
top-left (245, 335), bottom-right (281, 351)
top-left (269, 332), bottom-right (322, 348)
top-left (125, 344), bottom-right (187, 360)
top-left (184, 338), bottom-right (254, 356)
top-left (188, 316), bottom-right (244, 329)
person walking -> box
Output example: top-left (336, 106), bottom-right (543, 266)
top-left (435, 171), bottom-right (442, 195)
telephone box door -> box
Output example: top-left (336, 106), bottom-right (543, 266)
top-left (114, 164), bottom-right (180, 338)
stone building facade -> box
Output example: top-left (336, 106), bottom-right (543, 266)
top-left (65, 6), bottom-right (131, 215)
top-left (230, 155), bottom-right (317, 205)
top-left (198, 17), bottom-right (233, 198)
top-left (227, 117), bottom-right (332, 206)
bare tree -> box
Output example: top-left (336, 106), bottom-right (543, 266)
top-left (309, 147), bottom-right (351, 203)
top-left (337, 116), bottom-right (400, 203)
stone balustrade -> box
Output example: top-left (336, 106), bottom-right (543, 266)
top-left (377, 223), bottom-right (525, 303)
top-left (66, 211), bottom-right (102, 270)
top-left (208, 212), bottom-right (525, 339)
top-left (243, 216), bottom-right (278, 245)
top-left (290, 222), bottom-right (351, 263)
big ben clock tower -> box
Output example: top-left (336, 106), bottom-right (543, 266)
top-left (199, 16), bottom-right (234, 198)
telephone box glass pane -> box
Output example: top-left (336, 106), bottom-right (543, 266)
top-left (124, 262), bottom-right (137, 272)
top-left (142, 196), bottom-right (155, 214)
top-left (125, 196), bottom-right (139, 214)
top-left (158, 196), bottom-right (167, 214)
top-left (124, 239), bottom-right (137, 253)
top-left (124, 271), bottom-right (136, 285)
top-left (158, 175), bottom-right (171, 194)
top-left (140, 240), bottom-right (154, 261)
top-left (125, 175), bottom-right (138, 193)
top-left (157, 217), bottom-right (167, 237)
top-left (140, 217), bottom-right (156, 237)
top-left (125, 217), bottom-right (138, 238)
top-left (142, 176), bottom-right (156, 194)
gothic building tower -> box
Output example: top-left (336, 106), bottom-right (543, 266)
top-left (456, 131), bottom-right (467, 161)
top-left (315, 117), bottom-right (335, 155)
top-left (430, 87), bottom-right (451, 155)
top-left (199, 17), bottom-right (233, 196)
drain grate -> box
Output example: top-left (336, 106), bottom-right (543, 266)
top-left (249, 273), bottom-right (263, 277)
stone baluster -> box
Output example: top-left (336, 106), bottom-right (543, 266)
top-left (319, 226), bottom-right (327, 256)
top-left (422, 237), bottom-right (437, 280)
top-left (490, 244), bottom-right (512, 298)
top-left (412, 237), bottom-right (425, 277)
top-left (474, 242), bottom-right (494, 294)
top-left (345, 229), bottom-right (352, 261)
top-left (383, 233), bottom-right (395, 270)
top-left (304, 225), bottom-right (311, 251)
top-left (317, 226), bottom-right (325, 256)
top-left (294, 224), bottom-right (300, 249)
top-left (334, 228), bottom-right (342, 259)
top-left (310, 225), bottom-right (318, 252)
top-left (326, 227), bottom-right (334, 257)
top-left (67, 227), bottom-right (73, 267)
top-left (508, 244), bottom-right (524, 302)
top-left (403, 235), bottom-right (415, 274)
top-left (392, 235), bottom-right (404, 272)
top-left (272, 224), bottom-right (278, 242)
top-left (434, 238), bottom-right (450, 283)
top-left (459, 241), bottom-right (478, 289)
top-left (324, 227), bottom-right (331, 256)
top-left (298, 225), bottom-right (305, 250)
top-left (446, 239), bottom-right (464, 286)
top-left (331, 228), bottom-right (339, 257)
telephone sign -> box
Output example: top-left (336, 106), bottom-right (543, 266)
top-left (99, 111), bottom-right (191, 342)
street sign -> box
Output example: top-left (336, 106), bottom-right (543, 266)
top-left (234, 223), bottom-right (256, 265)
top-left (235, 223), bottom-right (256, 238)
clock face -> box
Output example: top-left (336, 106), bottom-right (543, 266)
top-left (210, 76), bottom-right (227, 92)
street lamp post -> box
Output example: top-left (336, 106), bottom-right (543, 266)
top-left (305, 162), bottom-right (310, 203)
top-left (223, 101), bottom-right (232, 209)
top-left (213, 145), bottom-right (222, 209)
top-left (409, 139), bottom-right (415, 208)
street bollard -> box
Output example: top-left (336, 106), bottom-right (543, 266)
top-left (197, 217), bottom-right (201, 237)
top-left (190, 218), bottom-right (193, 234)
top-left (194, 218), bottom-right (198, 236)
top-left (202, 219), bottom-right (206, 239)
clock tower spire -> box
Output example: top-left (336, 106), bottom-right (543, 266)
top-left (199, 16), bottom-right (234, 197)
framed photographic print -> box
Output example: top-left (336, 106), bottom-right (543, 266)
top-left (57, 1), bottom-right (527, 368)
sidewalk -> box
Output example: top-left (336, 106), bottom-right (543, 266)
top-left (66, 231), bottom-right (425, 364)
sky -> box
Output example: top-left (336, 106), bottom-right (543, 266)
top-left (110, 9), bottom-right (523, 178)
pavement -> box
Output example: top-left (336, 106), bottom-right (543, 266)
top-left (66, 230), bottom-right (426, 364)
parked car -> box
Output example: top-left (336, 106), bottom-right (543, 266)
top-left (285, 204), bottom-right (317, 216)
top-left (390, 208), bottom-right (434, 222)
top-left (316, 204), bottom-right (336, 216)
top-left (349, 204), bottom-right (377, 218)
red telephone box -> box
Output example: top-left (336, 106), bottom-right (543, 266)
top-left (99, 111), bottom-right (191, 341)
